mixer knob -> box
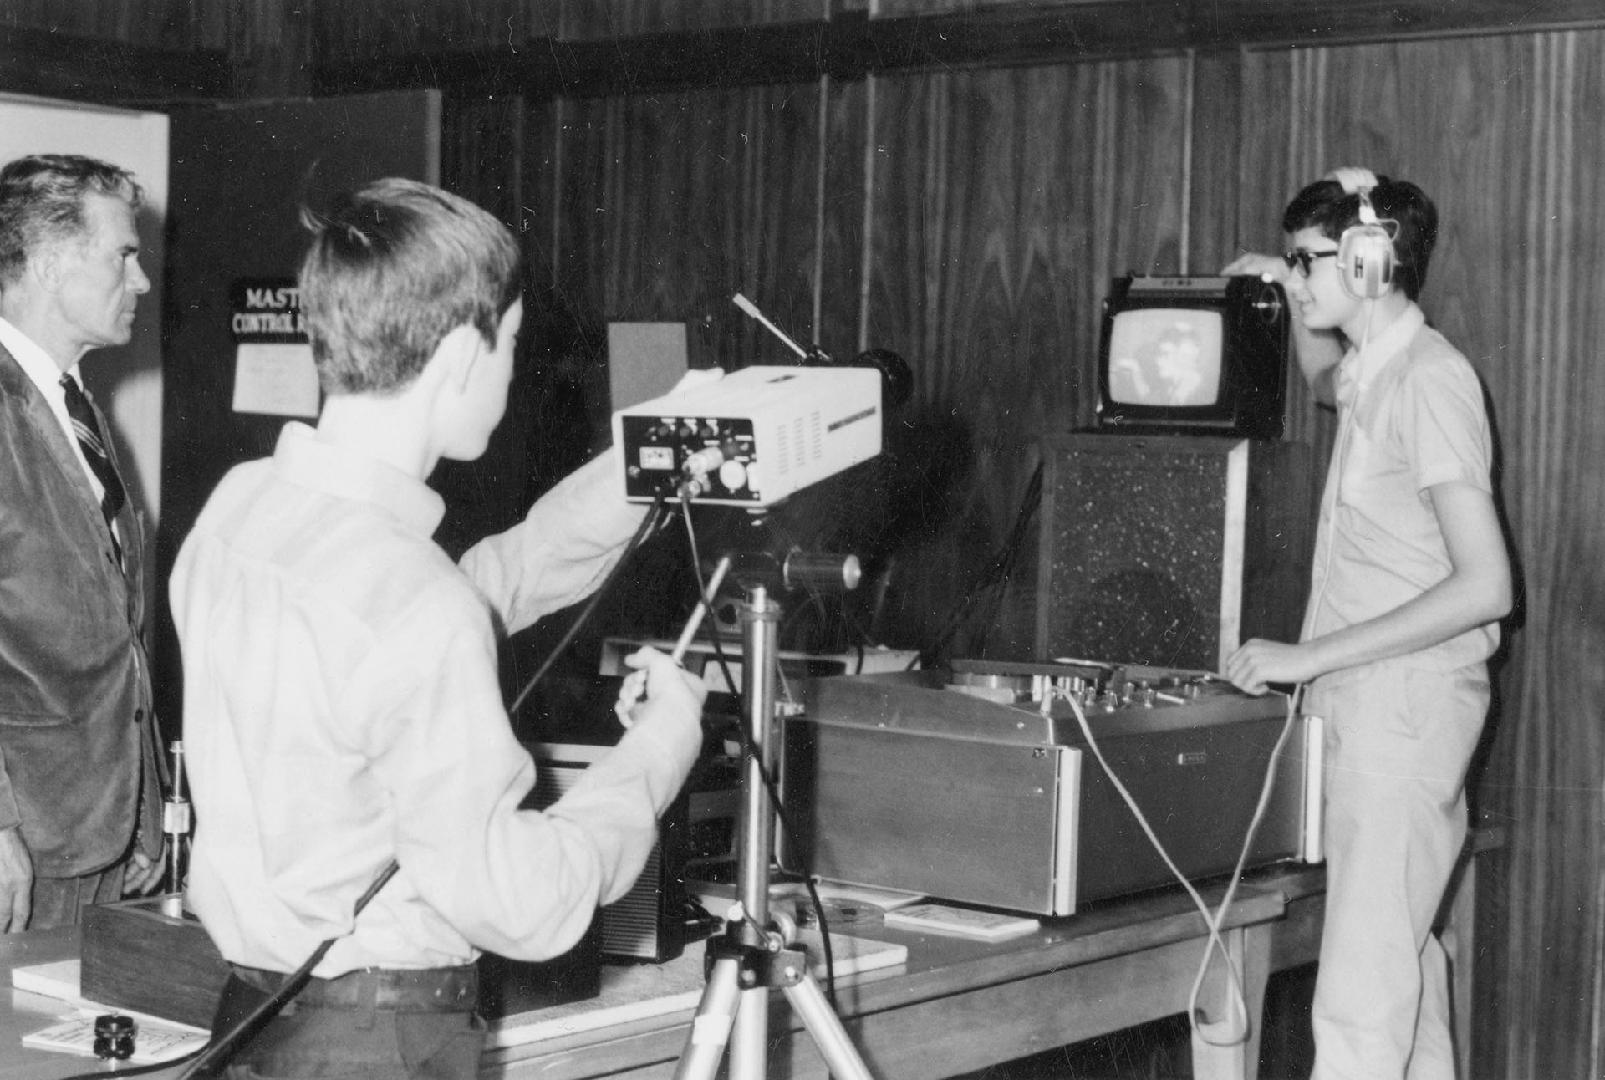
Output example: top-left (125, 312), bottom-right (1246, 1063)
top-left (718, 460), bottom-right (748, 491)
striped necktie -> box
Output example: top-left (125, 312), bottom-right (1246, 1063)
top-left (59, 373), bottom-right (127, 541)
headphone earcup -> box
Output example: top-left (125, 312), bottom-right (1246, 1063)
top-left (1338, 220), bottom-right (1395, 299)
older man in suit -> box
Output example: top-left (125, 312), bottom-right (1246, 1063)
top-left (0, 153), bottom-right (164, 931)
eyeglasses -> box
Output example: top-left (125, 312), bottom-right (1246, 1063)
top-left (1282, 249), bottom-right (1340, 276)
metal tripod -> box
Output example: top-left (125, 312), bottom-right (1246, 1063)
top-left (673, 578), bottom-right (875, 1080)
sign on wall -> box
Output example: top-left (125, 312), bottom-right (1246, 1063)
top-left (229, 278), bottom-right (318, 418)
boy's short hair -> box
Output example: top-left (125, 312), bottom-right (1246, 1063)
top-left (0, 154), bottom-right (143, 289)
top-left (299, 178), bottom-right (522, 396)
top-left (1282, 172), bottom-right (1438, 301)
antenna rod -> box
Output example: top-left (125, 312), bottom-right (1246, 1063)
top-left (732, 293), bottom-right (809, 360)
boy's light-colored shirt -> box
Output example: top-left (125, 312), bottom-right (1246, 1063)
top-left (171, 423), bottom-right (695, 975)
top-left (1301, 302), bottom-right (1499, 673)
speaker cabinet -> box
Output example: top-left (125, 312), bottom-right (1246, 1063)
top-left (1035, 434), bottom-right (1312, 671)
top-left (528, 742), bottom-right (689, 964)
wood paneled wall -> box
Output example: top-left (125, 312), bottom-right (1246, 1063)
top-left (4, 3), bottom-right (1604, 1077)
top-left (492, 30), bottom-right (1605, 1078)
top-left (1, 0), bottom-right (229, 49)
top-left (861, 60), bottom-right (1193, 653)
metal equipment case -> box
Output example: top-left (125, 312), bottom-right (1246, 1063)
top-left (779, 664), bottom-right (1321, 916)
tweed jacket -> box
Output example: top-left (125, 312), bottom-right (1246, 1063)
top-left (0, 344), bottom-right (163, 878)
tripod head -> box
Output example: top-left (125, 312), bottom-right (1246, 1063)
top-left (717, 548), bottom-right (861, 595)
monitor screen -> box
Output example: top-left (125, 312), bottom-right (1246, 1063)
top-left (1105, 307), bottom-right (1224, 408)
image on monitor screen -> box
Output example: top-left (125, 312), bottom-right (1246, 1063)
top-left (1106, 307), bottom-right (1224, 408)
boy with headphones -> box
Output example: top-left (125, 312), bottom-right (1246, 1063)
top-left (1221, 171), bottom-right (1511, 1079)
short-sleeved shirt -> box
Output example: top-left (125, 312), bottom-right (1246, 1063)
top-left (1301, 303), bottom-right (1499, 673)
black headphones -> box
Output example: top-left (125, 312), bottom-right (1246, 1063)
top-left (1329, 167), bottom-right (1398, 300)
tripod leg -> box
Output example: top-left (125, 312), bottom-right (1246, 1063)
top-left (730, 981), bottom-right (769, 1080)
top-left (673, 955), bottom-right (744, 1080)
top-left (781, 971), bottom-right (877, 1080)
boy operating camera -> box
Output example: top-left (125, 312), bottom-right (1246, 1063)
top-left (172, 178), bottom-right (709, 1078)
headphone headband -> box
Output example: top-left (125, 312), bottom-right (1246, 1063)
top-left (1327, 166), bottom-right (1382, 226)
top-left (1324, 166), bottom-right (1394, 299)
top-left (1327, 166), bottom-right (1380, 195)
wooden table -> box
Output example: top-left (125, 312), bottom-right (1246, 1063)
top-left (0, 926), bottom-right (99, 1080)
top-left (0, 881), bottom-right (1291, 1080)
top-left (481, 882), bottom-right (1287, 1079)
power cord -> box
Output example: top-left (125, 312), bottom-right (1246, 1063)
top-left (1058, 683), bottom-right (1303, 1047)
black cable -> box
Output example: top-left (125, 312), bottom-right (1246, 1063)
top-left (175, 860), bottom-right (400, 1079)
top-left (922, 457), bottom-right (1042, 663)
top-left (53, 862), bottom-right (400, 1080)
top-left (679, 489), bottom-right (705, 586)
top-left (507, 497), bottom-right (669, 718)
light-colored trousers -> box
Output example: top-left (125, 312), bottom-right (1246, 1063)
top-left (1306, 661), bottom-right (1487, 1080)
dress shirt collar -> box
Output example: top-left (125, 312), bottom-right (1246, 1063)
top-left (0, 316), bottom-right (79, 400)
top-left (1335, 302), bottom-right (1426, 409)
top-left (273, 421), bottom-right (446, 537)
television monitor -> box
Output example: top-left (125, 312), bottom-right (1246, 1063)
top-left (1095, 275), bottom-right (1290, 439)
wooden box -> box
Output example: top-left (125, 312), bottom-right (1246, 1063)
top-left (81, 895), bottom-right (227, 1029)
top-left (81, 894), bottom-right (602, 1029)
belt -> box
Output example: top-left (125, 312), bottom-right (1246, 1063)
top-left (229, 963), bottom-right (479, 1012)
